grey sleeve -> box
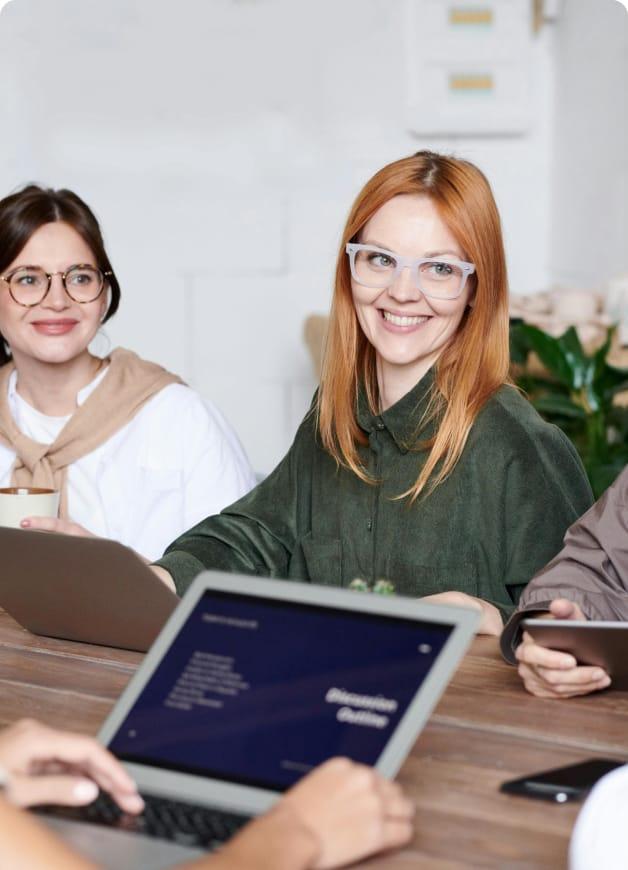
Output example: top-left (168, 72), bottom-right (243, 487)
top-left (500, 466), bottom-right (628, 663)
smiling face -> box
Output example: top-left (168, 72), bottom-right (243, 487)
top-left (351, 194), bottom-right (474, 407)
top-left (0, 221), bottom-right (107, 369)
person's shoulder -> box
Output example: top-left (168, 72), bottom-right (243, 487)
top-left (606, 464), bottom-right (628, 506)
top-left (278, 392), bottom-right (320, 460)
top-left (138, 382), bottom-right (206, 419)
top-left (477, 384), bottom-right (564, 439)
top-left (472, 385), bottom-right (581, 462)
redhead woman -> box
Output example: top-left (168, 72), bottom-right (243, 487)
top-left (153, 152), bottom-right (592, 632)
top-left (0, 185), bottom-right (255, 560)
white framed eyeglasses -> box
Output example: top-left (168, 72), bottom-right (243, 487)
top-left (345, 243), bottom-right (475, 300)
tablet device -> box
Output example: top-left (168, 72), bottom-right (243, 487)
top-left (522, 619), bottom-right (628, 690)
top-left (0, 527), bottom-right (178, 651)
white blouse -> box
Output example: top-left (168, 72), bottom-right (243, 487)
top-left (0, 369), bottom-right (256, 561)
top-left (570, 763), bottom-right (628, 870)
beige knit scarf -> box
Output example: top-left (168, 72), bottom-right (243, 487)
top-left (0, 348), bottom-right (183, 519)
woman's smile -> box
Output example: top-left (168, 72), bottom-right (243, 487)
top-left (379, 309), bottom-right (432, 331)
top-left (30, 319), bottom-right (79, 336)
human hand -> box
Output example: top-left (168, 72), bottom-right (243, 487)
top-left (277, 757), bottom-right (414, 869)
top-left (150, 565), bottom-right (177, 593)
top-left (19, 516), bottom-right (95, 537)
top-left (0, 719), bottom-right (143, 812)
top-left (515, 598), bottom-right (611, 698)
top-left (421, 590), bottom-right (503, 636)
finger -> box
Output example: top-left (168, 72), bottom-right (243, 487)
top-left (19, 516), bottom-right (63, 532)
top-left (549, 599), bottom-right (586, 621)
top-left (555, 678), bottom-right (611, 696)
top-left (525, 680), bottom-right (609, 699)
top-left (519, 664), bottom-right (611, 698)
top-left (380, 818), bottom-right (414, 851)
top-left (537, 665), bottom-right (609, 687)
top-left (27, 727), bottom-right (143, 811)
top-left (7, 774), bottom-right (99, 809)
top-left (518, 660), bottom-right (608, 688)
top-left (515, 642), bottom-right (576, 670)
top-left (374, 778), bottom-right (414, 820)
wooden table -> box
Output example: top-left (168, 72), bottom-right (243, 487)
top-left (1, 610), bottom-right (627, 870)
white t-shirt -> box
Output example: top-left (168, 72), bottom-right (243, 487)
top-left (570, 763), bottom-right (628, 870)
top-left (0, 368), bottom-right (256, 561)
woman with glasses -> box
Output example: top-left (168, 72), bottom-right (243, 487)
top-left (0, 185), bottom-right (255, 560)
top-left (154, 151), bottom-right (592, 633)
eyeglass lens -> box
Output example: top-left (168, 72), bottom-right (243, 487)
top-left (6, 266), bottom-right (104, 305)
top-left (352, 248), bottom-right (466, 298)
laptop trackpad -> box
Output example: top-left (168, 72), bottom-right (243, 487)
top-left (43, 817), bottom-right (205, 870)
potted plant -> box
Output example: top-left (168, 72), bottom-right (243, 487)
top-left (510, 322), bottom-right (628, 498)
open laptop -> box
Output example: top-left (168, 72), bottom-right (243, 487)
top-left (38, 570), bottom-right (479, 869)
top-left (0, 527), bottom-right (178, 651)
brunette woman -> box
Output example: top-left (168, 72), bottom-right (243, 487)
top-left (0, 185), bottom-right (255, 560)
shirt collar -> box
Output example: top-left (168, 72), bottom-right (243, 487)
top-left (7, 362), bottom-right (110, 416)
top-left (357, 366), bottom-right (437, 453)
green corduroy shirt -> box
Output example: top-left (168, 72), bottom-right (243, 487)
top-left (156, 371), bottom-right (593, 622)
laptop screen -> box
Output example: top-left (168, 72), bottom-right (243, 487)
top-left (109, 589), bottom-right (453, 792)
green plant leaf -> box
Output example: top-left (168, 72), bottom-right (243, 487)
top-left (515, 324), bottom-right (575, 387)
top-left (509, 321), bottom-right (531, 366)
top-left (597, 364), bottom-right (628, 403)
top-left (557, 327), bottom-right (588, 389)
top-left (532, 395), bottom-right (587, 419)
top-left (587, 454), bottom-right (628, 499)
top-left (510, 320), bottom-right (628, 497)
top-left (593, 326), bottom-right (615, 382)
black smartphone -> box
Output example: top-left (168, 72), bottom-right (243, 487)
top-left (500, 758), bottom-right (626, 803)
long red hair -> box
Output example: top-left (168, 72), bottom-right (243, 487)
top-left (317, 151), bottom-right (510, 501)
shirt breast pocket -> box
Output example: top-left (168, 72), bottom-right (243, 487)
top-left (140, 467), bottom-right (182, 492)
top-left (385, 558), bottom-right (479, 599)
top-left (298, 533), bottom-right (342, 586)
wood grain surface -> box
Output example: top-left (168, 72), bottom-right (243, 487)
top-left (1, 609), bottom-right (626, 869)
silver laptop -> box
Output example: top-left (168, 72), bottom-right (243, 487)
top-left (0, 527), bottom-right (178, 651)
top-left (39, 570), bottom-right (479, 869)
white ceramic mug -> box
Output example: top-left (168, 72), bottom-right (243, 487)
top-left (0, 487), bottom-right (60, 529)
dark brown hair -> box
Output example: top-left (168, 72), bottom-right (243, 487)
top-left (0, 185), bottom-right (121, 365)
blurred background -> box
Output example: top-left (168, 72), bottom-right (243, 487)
top-left (0, 0), bottom-right (626, 473)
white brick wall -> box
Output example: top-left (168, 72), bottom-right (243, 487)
top-left (550, 0), bottom-right (628, 289)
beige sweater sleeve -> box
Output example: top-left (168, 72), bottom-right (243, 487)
top-left (500, 466), bottom-right (628, 663)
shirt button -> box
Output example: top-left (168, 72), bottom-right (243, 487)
top-left (375, 419), bottom-right (385, 431)
top-left (366, 519), bottom-right (372, 531)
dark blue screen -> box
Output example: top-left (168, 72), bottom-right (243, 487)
top-left (109, 590), bottom-right (452, 791)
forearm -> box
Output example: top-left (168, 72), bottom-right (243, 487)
top-left (0, 800), bottom-right (97, 870)
top-left (156, 514), bottom-right (290, 596)
top-left (178, 806), bottom-right (319, 870)
top-left (516, 468), bottom-right (628, 621)
top-left (500, 604), bottom-right (553, 664)
top-left (500, 561), bottom-right (628, 665)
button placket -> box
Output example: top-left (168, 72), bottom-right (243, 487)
top-left (368, 427), bottom-right (382, 585)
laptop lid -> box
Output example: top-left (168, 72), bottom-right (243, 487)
top-left (0, 527), bottom-right (178, 652)
top-left (100, 570), bottom-right (479, 815)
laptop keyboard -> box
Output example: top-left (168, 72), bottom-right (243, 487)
top-left (38, 790), bottom-right (251, 850)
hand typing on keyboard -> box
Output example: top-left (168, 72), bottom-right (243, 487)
top-left (0, 720), bottom-right (414, 869)
top-left (0, 719), bottom-right (143, 814)
top-left (216, 758), bottom-right (415, 870)
top-left (46, 790), bottom-right (249, 851)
